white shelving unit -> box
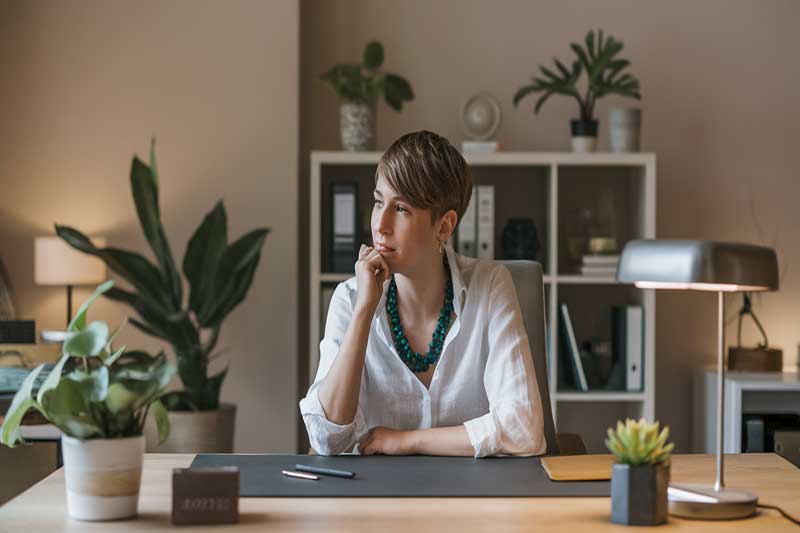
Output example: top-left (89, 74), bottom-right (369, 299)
top-left (308, 151), bottom-right (656, 451)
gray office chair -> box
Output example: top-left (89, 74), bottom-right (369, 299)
top-left (502, 260), bottom-right (586, 456)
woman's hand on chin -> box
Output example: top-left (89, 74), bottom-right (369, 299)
top-left (358, 427), bottom-right (416, 456)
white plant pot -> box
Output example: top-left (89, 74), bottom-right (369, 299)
top-left (571, 136), bottom-right (597, 153)
top-left (61, 434), bottom-right (145, 521)
top-left (145, 402), bottom-right (236, 453)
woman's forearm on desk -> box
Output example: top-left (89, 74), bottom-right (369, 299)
top-left (316, 308), bottom-right (372, 425)
top-left (410, 425), bottom-right (474, 456)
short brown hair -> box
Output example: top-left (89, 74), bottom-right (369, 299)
top-left (376, 131), bottom-right (472, 227)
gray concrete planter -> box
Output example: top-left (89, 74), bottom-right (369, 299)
top-left (340, 102), bottom-right (376, 151)
top-left (611, 462), bottom-right (669, 526)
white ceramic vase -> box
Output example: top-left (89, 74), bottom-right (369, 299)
top-left (61, 434), bottom-right (145, 521)
top-left (608, 107), bottom-right (642, 152)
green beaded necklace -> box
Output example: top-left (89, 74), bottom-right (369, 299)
top-left (386, 254), bottom-right (454, 374)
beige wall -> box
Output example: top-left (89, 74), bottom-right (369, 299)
top-left (300, 0), bottom-right (800, 451)
top-left (0, 0), bottom-right (299, 452)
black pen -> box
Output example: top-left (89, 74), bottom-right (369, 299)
top-left (295, 464), bottom-right (356, 479)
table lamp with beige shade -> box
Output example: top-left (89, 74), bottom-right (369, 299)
top-left (617, 239), bottom-right (779, 520)
top-left (34, 236), bottom-right (107, 326)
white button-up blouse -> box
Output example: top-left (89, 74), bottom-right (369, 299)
top-left (299, 244), bottom-right (546, 458)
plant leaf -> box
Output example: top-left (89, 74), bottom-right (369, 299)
top-left (363, 40), bottom-right (384, 70)
top-left (36, 353), bottom-right (70, 404)
top-left (183, 201), bottom-right (228, 316)
top-left (203, 252), bottom-right (261, 328)
top-left (130, 155), bottom-right (183, 309)
top-left (513, 84), bottom-right (540, 108)
top-left (104, 345), bottom-right (126, 366)
top-left (66, 280), bottom-right (114, 333)
top-left (63, 321), bottom-right (109, 357)
top-left (150, 399), bottom-right (170, 444)
top-left (55, 225), bottom-right (173, 312)
top-left (198, 228), bottom-right (268, 327)
top-left (67, 366), bottom-right (109, 402)
top-left (0, 364), bottom-right (46, 447)
top-left (383, 74), bottom-right (414, 112)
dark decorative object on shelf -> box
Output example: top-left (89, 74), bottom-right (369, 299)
top-left (728, 293), bottom-right (782, 371)
top-left (501, 218), bottom-right (540, 260)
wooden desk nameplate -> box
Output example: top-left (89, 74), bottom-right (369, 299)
top-left (172, 466), bottom-right (239, 525)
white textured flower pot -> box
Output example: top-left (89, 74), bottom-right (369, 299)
top-left (145, 402), bottom-right (236, 453)
top-left (61, 435), bottom-right (145, 521)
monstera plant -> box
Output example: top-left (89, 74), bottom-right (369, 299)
top-left (56, 141), bottom-right (269, 418)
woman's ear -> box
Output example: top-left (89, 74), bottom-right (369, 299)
top-left (437, 209), bottom-right (458, 242)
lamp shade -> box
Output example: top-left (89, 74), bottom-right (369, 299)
top-left (35, 236), bottom-right (107, 286)
top-left (616, 240), bottom-right (779, 292)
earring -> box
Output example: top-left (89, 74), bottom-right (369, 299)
top-left (439, 240), bottom-right (445, 255)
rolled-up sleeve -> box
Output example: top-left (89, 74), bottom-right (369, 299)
top-left (299, 282), bottom-right (365, 455)
top-left (463, 265), bottom-right (546, 458)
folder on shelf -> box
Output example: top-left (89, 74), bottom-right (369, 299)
top-left (457, 187), bottom-right (477, 257)
top-left (331, 183), bottom-right (358, 273)
top-left (541, 454), bottom-right (613, 481)
top-left (476, 185), bottom-right (494, 259)
top-left (559, 303), bottom-right (588, 391)
top-left (612, 305), bottom-right (643, 392)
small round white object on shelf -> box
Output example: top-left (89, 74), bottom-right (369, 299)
top-left (461, 92), bottom-right (502, 141)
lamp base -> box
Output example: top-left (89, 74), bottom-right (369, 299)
top-left (668, 483), bottom-right (758, 520)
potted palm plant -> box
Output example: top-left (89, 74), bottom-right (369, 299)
top-left (513, 29), bottom-right (641, 152)
top-left (321, 40), bottom-right (414, 151)
top-left (606, 418), bottom-right (675, 526)
top-left (55, 141), bottom-right (269, 453)
top-left (0, 281), bottom-right (174, 521)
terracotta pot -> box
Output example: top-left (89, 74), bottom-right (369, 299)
top-left (145, 402), bottom-right (236, 453)
top-left (62, 435), bottom-right (144, 521)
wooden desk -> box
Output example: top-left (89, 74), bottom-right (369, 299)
top-left (0, 453), bottom-right (797, 531)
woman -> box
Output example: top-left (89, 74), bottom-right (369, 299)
top-left (300, 130), bottom-right (545, 457)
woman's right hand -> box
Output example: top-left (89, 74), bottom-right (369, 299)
top-left (354, 244), bottom-right (391, 316)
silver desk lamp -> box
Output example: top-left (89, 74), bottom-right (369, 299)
top-left (617, 240), bottom-right (779, 520)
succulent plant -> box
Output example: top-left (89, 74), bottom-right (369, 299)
top-left (605, 418), bottom-right (674, 466)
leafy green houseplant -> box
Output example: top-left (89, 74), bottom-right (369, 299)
top-left (322, 40), bottom-right (414, 151)
top-left (54, 142), bottom-right (268, 452)
top-left (606, 418), bottom-right (674, 526)
top-left (513, 29), bottom-right (641, 152)
top-left (0, 281), bottom-right (174, 520)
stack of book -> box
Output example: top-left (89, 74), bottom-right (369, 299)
top-left (579, 254), bottom-right (619, 277)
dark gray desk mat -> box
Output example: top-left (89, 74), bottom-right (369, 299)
top-left (191, 454), bottom-right (609, 497)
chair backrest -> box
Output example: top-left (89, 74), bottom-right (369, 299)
top-left (500, 260), bottom-right (559, 455)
